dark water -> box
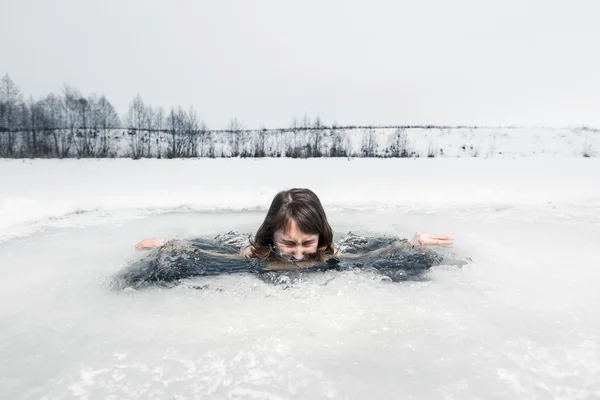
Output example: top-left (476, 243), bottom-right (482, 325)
top-left (111, 233), bottom-right (466, 290)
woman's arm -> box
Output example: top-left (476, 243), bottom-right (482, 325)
top-left (136, 238), bottom-right (243, 259)
top-left (161, 238), bottom-right (244, 259)
top-left (337, 233), bottom-right (453, 259)
top-left (409, 232), bottom-right (453, 248)
top-left (135, 238), bottom-right (166, 249)
top-left (336, 240), bottom-right (408, 259)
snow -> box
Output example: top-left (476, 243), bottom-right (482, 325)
top-left (0, 138), bottom-right (599, 398)
top-left (1, 157), bottom-right (599, 242)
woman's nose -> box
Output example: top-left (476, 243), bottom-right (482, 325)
top-left (291, 246), bottom-right (306, 259)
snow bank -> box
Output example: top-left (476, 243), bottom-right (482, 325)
top-left (1, 157), bottom-right (599, 242)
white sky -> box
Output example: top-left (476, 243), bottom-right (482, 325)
top-left (1, 0), bottom-right (599, 129)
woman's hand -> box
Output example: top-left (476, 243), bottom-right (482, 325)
top-left (135, 238), bottom-right (166, 249)
top-left (409, 232), bottom-right (453, 248)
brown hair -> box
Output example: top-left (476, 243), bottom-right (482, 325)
top-left (251, 188), bottom-right (335, 261)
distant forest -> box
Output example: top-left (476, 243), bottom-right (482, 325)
top-left (0, 73), bottom-right (472, 159)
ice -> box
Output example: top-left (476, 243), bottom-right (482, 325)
top-left (0, 158), bottom-right (599, 398)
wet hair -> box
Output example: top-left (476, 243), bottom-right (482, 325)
top-left (251, 188), bottom-right (335, 261)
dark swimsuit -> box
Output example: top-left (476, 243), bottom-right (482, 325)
top-left (111, 231), bottom-right (467, 290)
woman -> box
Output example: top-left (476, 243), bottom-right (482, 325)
top-left (135, 188), bottom-right (453, 268)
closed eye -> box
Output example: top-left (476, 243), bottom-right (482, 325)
top-left (280, 240), bottom-right (316, 246)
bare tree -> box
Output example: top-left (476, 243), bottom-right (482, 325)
top-left (253, 124), bottom-right (267, 157)
top-left (311, 114), bottom-right (323, 157)
top-left (42, 93), bottom-right (70, 158)
top-left (0, 74), bottom-right (23, 156)
top-left (185, 106), bottom-right (200, 157)
top-left (330, 127), bottom-right (348, 157)
top-left (127, 94), bottom-right (147, 159)
top-left (144, 105), bottom-right (155, 157)
top-left (79, 97), bottom-right (91, 156)
top-left (154, 106), bottom-right (165, 158)
top-left (16, 100), bottom-right (30, 157)
top-left (73, 95), bottom-right (103, 158)
top-left (62, 85), bottom-right (84, 157)
top-left (227, 117), bottom-right (244, 157)
top-left (298, 114), bottom-right (313, 157)
top-left (302, 114), bottom-right (311, 130)
top-left (198, 121), bottom-right (211, 157)
top-left (22, 96), bottom-right (49, 157)
top-left (286, 116), bottom-right (300, 158)
top-left (166, 106), bottom-right (187, 158)
top-left (96, 95), bottom-right (119, 157)
top-left (0, 99), bottom-right (5, 129)
top-left (361, 128), bottom-right (378, 157)
top-left (388, 128), bottom-right (409, 157)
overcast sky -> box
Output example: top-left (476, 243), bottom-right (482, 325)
top-left (1, 0), bottom-right (599, 128)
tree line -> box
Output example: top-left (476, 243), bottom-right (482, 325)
top-left (0, 73), bottom-right (426, 159)
top-left (0, 74), bottom-right (120, 158)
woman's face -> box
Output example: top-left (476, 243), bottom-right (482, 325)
top-left (273, 218), bottom-right (319, 261)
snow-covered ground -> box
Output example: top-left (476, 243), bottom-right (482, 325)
top-left (1, 157), bottom-right (599, 240)
top-left (0, 157), bottom-right (599, 398)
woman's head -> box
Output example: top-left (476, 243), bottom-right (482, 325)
top-left (252, 188), bottom-right (334, 261)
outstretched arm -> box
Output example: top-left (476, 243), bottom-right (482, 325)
top-left (337, 232), bottom-right (453, 259)
top-left (135, 238), bottom-right (243, 260)
top-left (408, 232), bottom-right (453, 248)
top-left (135, 238), bottom-right (166, 249)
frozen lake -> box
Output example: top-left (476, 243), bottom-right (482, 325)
top-left (0, 158), bottom-right (599, 399)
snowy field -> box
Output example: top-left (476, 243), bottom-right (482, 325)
top-left (1, 157), bottom-right (599, 399)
